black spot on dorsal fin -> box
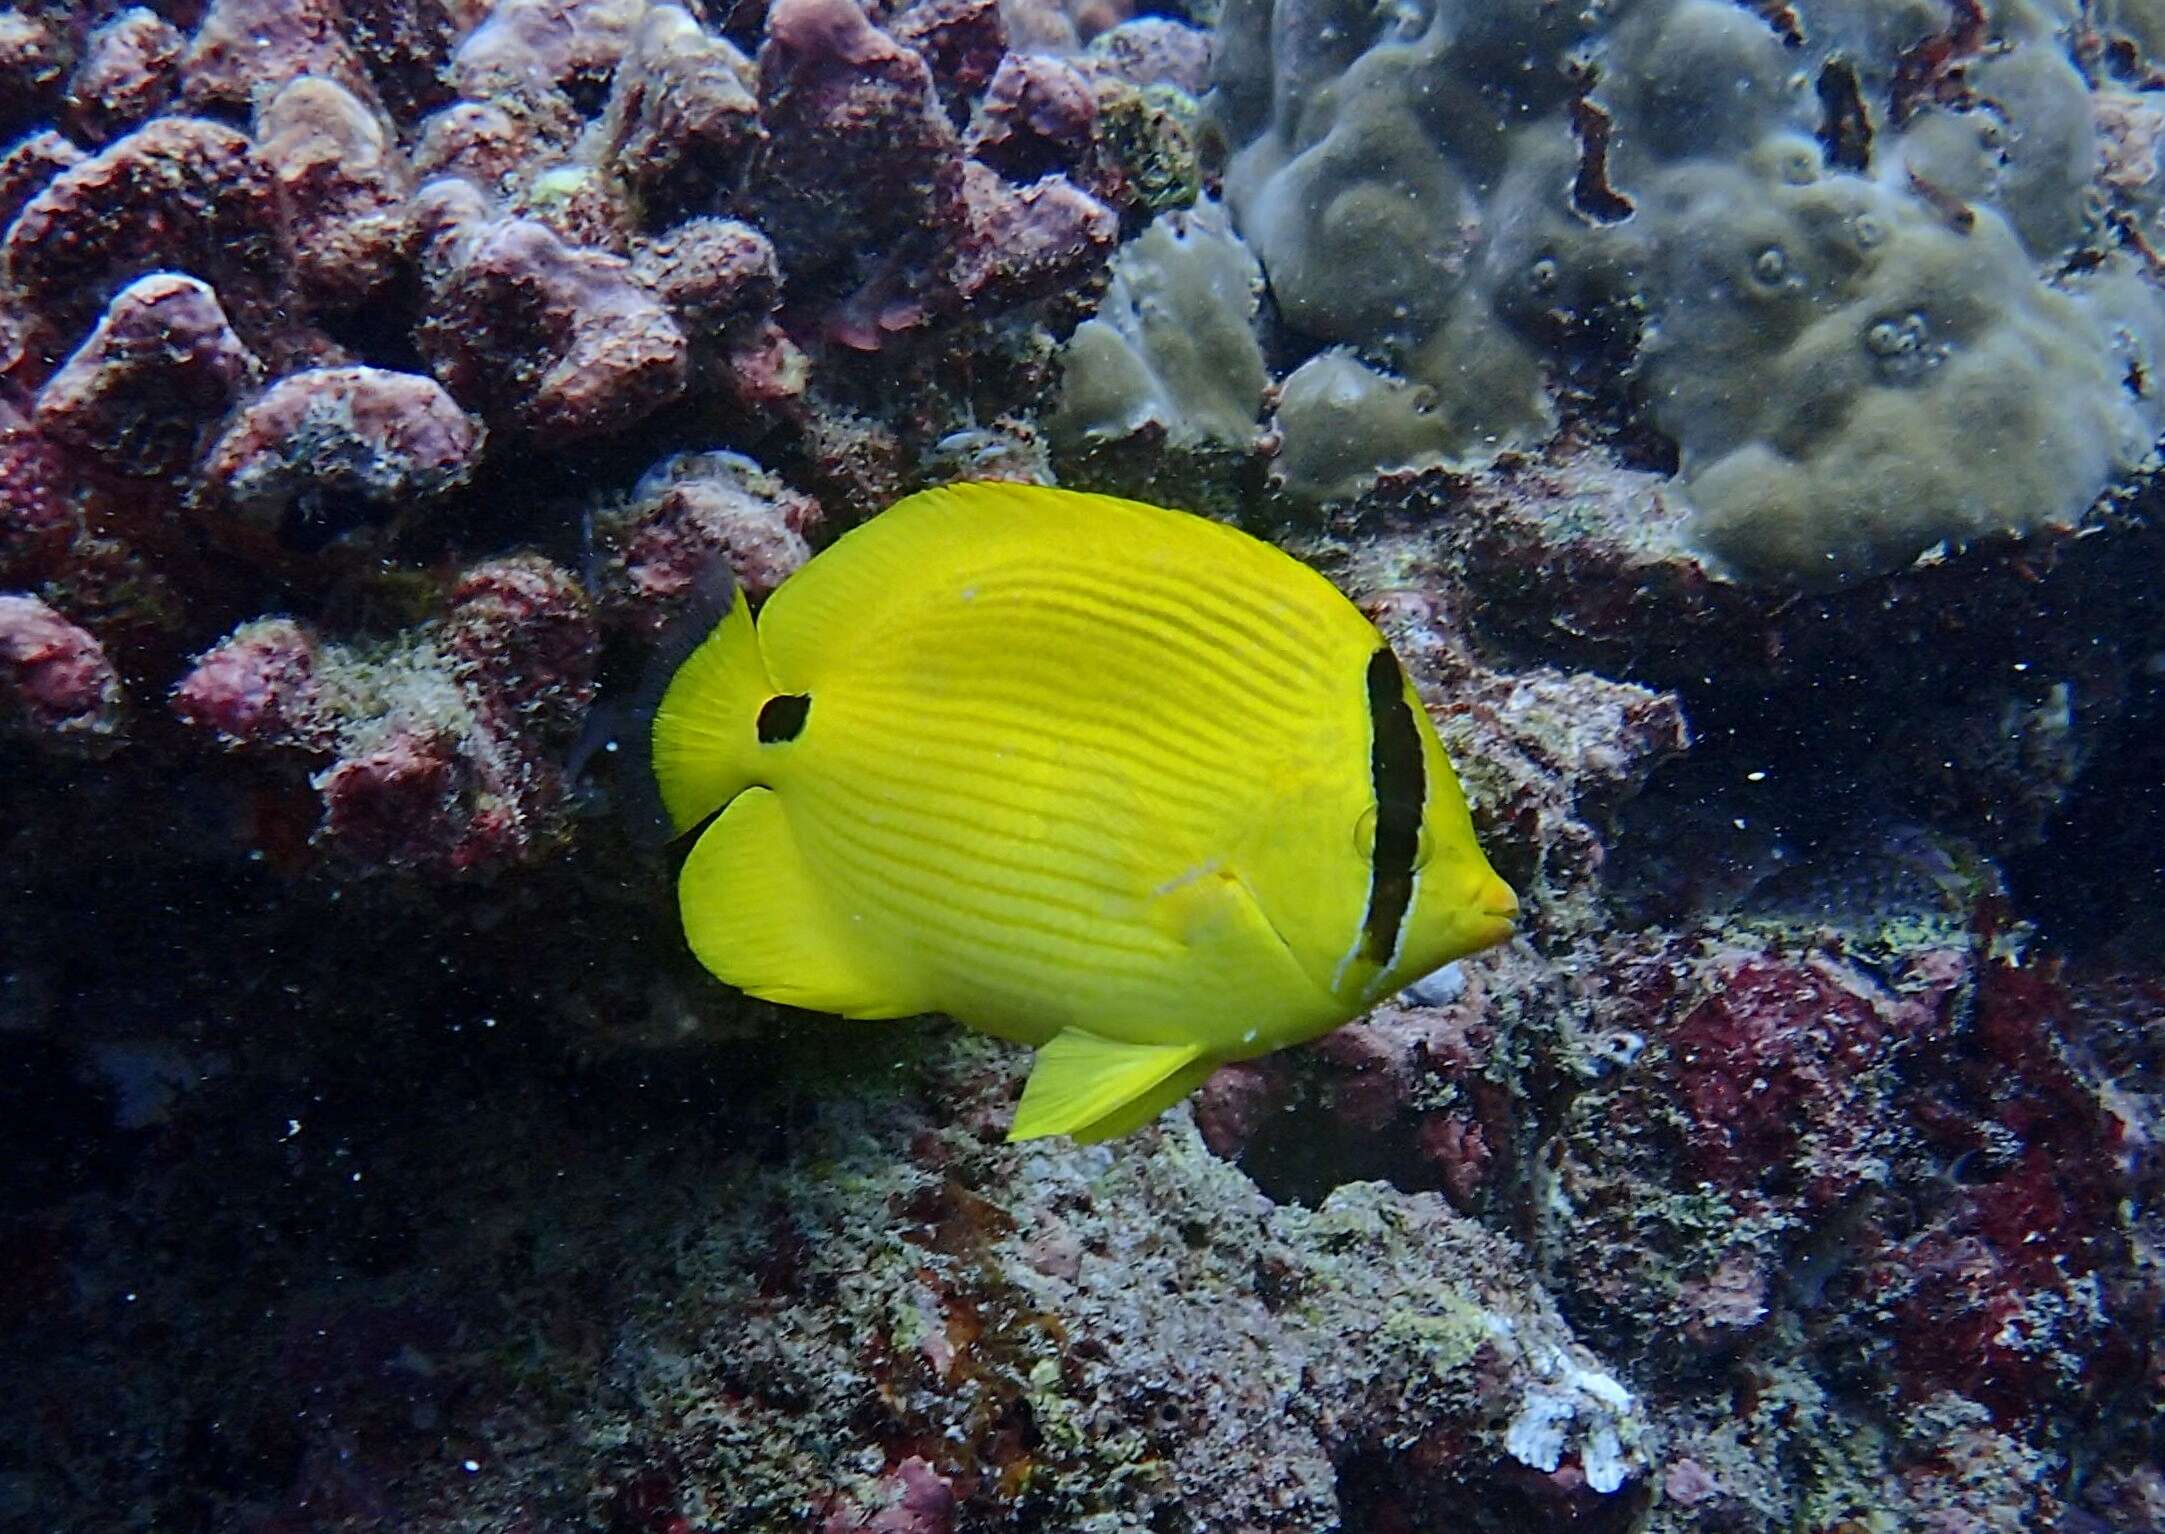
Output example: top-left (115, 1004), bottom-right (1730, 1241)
top-left (1359, 648), bottom-right (1426, 969)
top-left (758, 693), bottom-right (811, 744)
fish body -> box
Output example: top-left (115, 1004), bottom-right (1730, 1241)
top-left (651, 482), bottom-right (1517, 1141)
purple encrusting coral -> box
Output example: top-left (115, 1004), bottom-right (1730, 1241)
top-left (0, 0), bottom-right (1182, 867)
top-left (173, 555), bottom-right (597, 874)
top-left (5, 0), bottom-right (2165, 1531)
top-left (0, 589), bottom-right (123, 751)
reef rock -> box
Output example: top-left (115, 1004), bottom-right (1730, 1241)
top-left (0, 593), bottom-right (125, 754)
top-left (172, 554), bottom-right (595, 875)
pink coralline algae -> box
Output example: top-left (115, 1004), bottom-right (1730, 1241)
top-left (1546, 936), bottom-right (1961, 1325)
top-left (179, 0), bottom-right (382, 116)
top-left (62, 8), bottom-right (186, 147)
top-left (0, 429), bottom-right (78, 582)
top-left (752, 0), bottom-right (968, 338)
top-left (3, 116), bottom-right (287, 344)
top-left (415, 178), bottom-right (689, 440)
top-left (0, 129), bottom-right (83, 243)
top-left (888, 0), bottom-right (1008, 118)
top-left (950, 162), bottom-right (1117, 312)
top-left (593, 450), bottom-right (821, 636)
top-left (0, 0), bottom-right (1148, 539)
top-left (33, 273), bottom-right (261, 478)
top-left (172, 555), bottom-right (596, 874)
top-left (966, 52), bottom-right (1100, 182)
top-left (1662, 952), bottom-right (1916, 1206)
top-left (1870, 956), bottom-right (2142, 1424)
top-left (632, 217), bottom-right (783, 341)
top-left (599, 5), bottom-right (763, 225)
top-left (819, 1457), bottom-right (956, 1534)
top-left (0, 11), bottom-right (67, 141)
top-left (0, 0), bottom-right (1165, 893)
top-left (253, 76), bottom-right (417, 307)
top-left (0, 592), bottom-right (124, 753)
top-left (448, 0), bottom-right (649, 99)
top-left (194, 365), bottom-right (483, 550)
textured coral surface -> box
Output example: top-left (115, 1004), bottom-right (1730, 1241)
top-left (5, 0), bottom-right (2165, 1530)
top-left (1205, 0), bottom-right (2165, 584)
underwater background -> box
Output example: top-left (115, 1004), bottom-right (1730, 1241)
top-left (3, 0), bottom-right (2165, 1528)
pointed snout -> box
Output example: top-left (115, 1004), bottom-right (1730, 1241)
top-left (1469, 871), bottom-right (1520, 952)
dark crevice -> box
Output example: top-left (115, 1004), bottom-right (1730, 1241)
top-left (1815, 58), bottom-right (1874, 172)
top-left (1749, 1), bottom-right (1806, 48)
top-left (1567, 89), bottom-right (1635, 225)
top-left (279, 490), bottom-right (394, 554)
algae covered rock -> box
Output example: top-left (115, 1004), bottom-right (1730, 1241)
top-left (1208, 0), bottom-right (2165, 583)
top-left (577, 1036), bottom-right (1650, 1530)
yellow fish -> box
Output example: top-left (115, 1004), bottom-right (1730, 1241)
top-left (650, 482), bottom-right (1517, 1142)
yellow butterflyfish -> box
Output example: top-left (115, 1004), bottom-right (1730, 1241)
top-left (649, 482), bottom-right (1518, 1142)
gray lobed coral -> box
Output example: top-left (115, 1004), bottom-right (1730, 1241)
top-left (1044, 194), bottom-right (1269, 454)
top-left (1206, 0), bottom-right (2165, 584)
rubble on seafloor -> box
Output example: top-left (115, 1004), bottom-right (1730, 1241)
top-left (3, 0), bottom-right (2165, 1531)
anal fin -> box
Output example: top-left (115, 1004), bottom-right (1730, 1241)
top-left (1009, 1029), bottom-right (1210, 1144)
top-left (679, 787), bottom-right (925, 1019)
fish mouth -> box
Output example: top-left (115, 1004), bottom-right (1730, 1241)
top-left (1470, 911), bottom-right (1518, 950)
top-left (1472, 878), bottom-right (1520, 948)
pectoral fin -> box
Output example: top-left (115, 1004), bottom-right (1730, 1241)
top-left (1009, 1029), bottom-right (1211, 1143)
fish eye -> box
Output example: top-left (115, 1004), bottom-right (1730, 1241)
top-left (1353, 805), bottom-right (1437, 869)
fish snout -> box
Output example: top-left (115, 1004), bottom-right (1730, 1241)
top-left (1472, 873), bottom-right (1520, 949)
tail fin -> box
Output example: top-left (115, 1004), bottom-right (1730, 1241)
top-left (647, 580), bottom-right (774, 838)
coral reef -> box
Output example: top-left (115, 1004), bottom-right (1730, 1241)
top-left (591, 449), bottom-right (822, 634)
top-left (1044, 196), bottom-right (1268, 511)
top-left (581, 1043), bottom-right (1651, 1531)
top-left (415, 177), bottom-right (693, 441)
top-left (172, 555), bottom-right (597, 874)
top-left (0, 591), bottom-right (123, 753)
top-left (0, 0), bottom-right (1197, 872)
top-left (33, 272), bottom-right (262, 478)
top-left (195, 365), bottom-right (484, 551)
top-left (4, 0), bottom-right (2165, 1531)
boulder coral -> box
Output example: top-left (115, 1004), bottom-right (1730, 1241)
top-left (172, 555), bottom-right (597, 874)
top-left (1206, 0), bottom-right (2165, 584)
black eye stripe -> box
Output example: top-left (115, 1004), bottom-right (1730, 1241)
top-left (1359, 648), bottom-right (1424, 969)
top-left (757, 693), bottom-right (811, 744)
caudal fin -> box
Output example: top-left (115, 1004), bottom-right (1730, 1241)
top-left (648, 581), bottom-right (774, 837)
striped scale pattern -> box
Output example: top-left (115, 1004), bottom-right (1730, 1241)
top-left (756, 487), bottom-right (1383, 1051)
